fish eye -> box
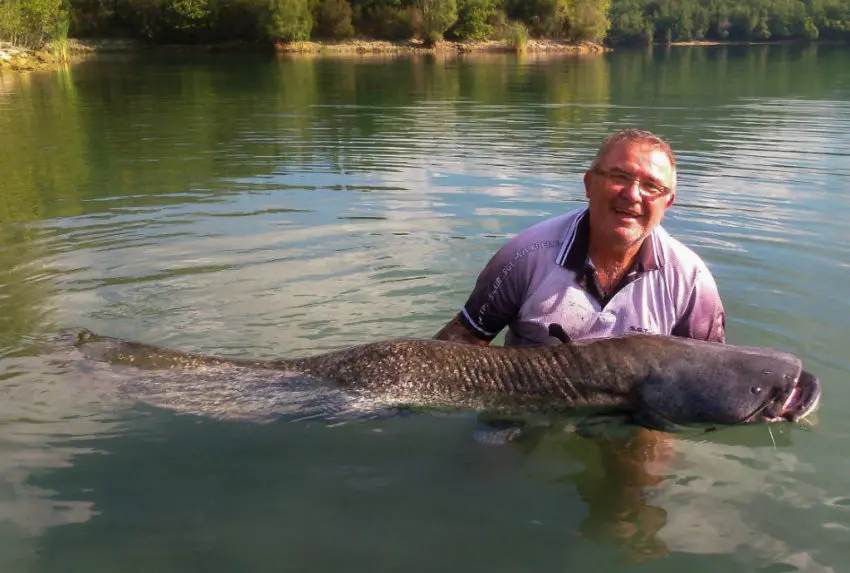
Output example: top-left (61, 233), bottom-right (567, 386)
top-left (750, 386), bottom-right (763, 395)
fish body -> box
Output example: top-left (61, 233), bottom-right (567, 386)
top-left (72, 329), bottom-right (821, 430)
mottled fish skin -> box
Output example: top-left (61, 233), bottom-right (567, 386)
top-left (73, 329), bottom-right (631, 414)
top-left (70, 328), bottom-right (817, 427)
top-left (278, 338), bottom-right (633, 413)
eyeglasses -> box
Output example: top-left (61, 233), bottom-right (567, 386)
top-left (591, 167), bottom-right (672, 199)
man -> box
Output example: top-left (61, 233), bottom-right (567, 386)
top-left (434, 128), bottom-right (726, 347)
top-left (434, 129), bottom-right (726, 562)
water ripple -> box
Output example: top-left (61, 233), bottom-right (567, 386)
top-left (0, 49), bottom-right (849, 573)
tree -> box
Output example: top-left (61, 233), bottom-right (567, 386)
top-left (564, 0), bottom-right (611, 41)
top-left (0, 0), bottom-right (67, 48)
top-left (312, 0), bottom-right (356, 39)
top-left (418, 0), bottom-right (457, 43)
top-left (450, 0), bottom-right (497, 39)
top-left (266, 0), bottom-right (313, 41)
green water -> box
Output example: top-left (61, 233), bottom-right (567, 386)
top-left (1, 44), bottom-right (849, 572)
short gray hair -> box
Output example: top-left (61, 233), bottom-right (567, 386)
top-left (589, 129), bottom-right (677, 187)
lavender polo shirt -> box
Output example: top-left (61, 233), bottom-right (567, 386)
top-left (458, 207), bottom-right (726, 347)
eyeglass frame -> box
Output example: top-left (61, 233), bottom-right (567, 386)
top-left (590, 167), bottom-right (674, 200)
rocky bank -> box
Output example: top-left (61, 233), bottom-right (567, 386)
top-left (0, 37), bottom-right (608, 73)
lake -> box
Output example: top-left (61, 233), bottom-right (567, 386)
top-left (1, 43), bottom-right (849, 572)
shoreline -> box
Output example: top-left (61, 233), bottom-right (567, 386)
top-left (272, 38), bottom-right (610, 56)
top-left (1, 37), bottom-right (608, 72)
top-left (2, 36), bottom-right (841, 73)
top-left (663, 39), bottom-right (846, 47)
top-left (0, 42), bottom-right (65, 72)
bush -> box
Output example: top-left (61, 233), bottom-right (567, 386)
top-left (312, 0), bottom-right (356, 38)
top-left (418, 0), bottom-right (457, 43)
top-left (115, 0), bottom-right (166, 41)
top-left (801, 16), bottom-right (819, 40)
top-left (450, 0), bottom-right (497, 40)
top-left (353, 3), bottom-right (417, 39)
top-left (0, 0), bottom-right (68, 48)
top-left (207, 0), bottom-right (268, 41)
top-left (68, 0), bottom-right (115, 37)
top-left (503, 18), bottom-right (527, 49)
top-left (564, 0), bottom-right (611, 41)
top-left (503, 0), bottom-right (557, 36)
top-left (267, 0), bottom-right (313, 41)
top-left (606, 0), bottom-right (651, 44)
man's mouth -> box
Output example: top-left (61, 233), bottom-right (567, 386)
top-left (613, 206), bottom-right (641, 219)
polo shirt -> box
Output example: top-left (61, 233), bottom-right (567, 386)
top-left (458, 207), bottom-right (726, 347)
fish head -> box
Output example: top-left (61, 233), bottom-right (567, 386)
top-left (632, 341), bottom-right (822, 430)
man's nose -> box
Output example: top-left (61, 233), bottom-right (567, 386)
top-left (619, 178), bottom-right (643, 201)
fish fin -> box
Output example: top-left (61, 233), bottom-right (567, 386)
top-left (574, 413), bottom-right (641, 440)
top-left (629, 411), bottom-right (681, 433)
top-left (548, 323), bottom-right (572, 344)
top-left (473, 419), bottom-right (526, 446)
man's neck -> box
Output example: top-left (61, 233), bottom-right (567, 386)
top-left (588, 237), bottom-right (642, 269)
top-left (587, 237), bottom-right (643, 295)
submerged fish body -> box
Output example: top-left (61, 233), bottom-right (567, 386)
top-left (71, 329), bottom-right (822, 430)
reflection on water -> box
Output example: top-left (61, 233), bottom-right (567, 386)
top-left (0, 43), bottom-right (849, 573)
top-left (511, 420), bottom-right (834, 570)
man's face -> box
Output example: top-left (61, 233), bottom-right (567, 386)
top-left (583, 140), bottom-right (676, 250)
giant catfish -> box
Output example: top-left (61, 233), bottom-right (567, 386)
top-left (71, 326), bottom-right (821, 431)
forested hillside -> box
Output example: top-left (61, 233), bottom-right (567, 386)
top-left (1, 0), bottom-right (848, 51)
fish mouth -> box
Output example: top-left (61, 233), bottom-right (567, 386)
top-left (761, 370), bottom-right (822, 423)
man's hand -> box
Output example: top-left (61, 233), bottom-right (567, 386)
top-left (433, 315), bottom-right (490, 346)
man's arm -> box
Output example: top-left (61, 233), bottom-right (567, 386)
top-left (433, 233), bottom-right (535, 346)
top-left (585, 427), bottom-right (675, 562)
top-left (672, 266), bottom-right (726, 343)
top-left (433, 314), bottom-right (491, 346)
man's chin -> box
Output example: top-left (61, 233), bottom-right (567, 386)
top-left (608, 225), bottom-right (648, 247)
top-left (589, 210), bottom-right (650, 248)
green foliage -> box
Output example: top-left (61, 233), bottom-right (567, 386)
top-left (605, 0), bottom-right (849, 44)
top-left (68, 0), bottom-right (269, 42)
top-left (312, 0), bottom-right (356, 38)
top-left (607, 0), bottom-right (653, 43)
top-left (207, 0), bottom-right (269, 40)
top-left (18, 0), bottom-right (850, 46)
top-left (502, 0), bottom-right (609, 40)
top-left (355, 3), bottom-right (416, 38)
top-left (0, 0), bottom-right (68, 48)
top-left (563, 0), bottom-right (611, 40)
top-left (502, 0), bottom-right (557, 36)
top-left (266, 0), bottom-right (313, 41)
top-left (53, 0), bottom-right (71, 59)
top-left (801, 16), bottom-right (819, 39)
top-left (167, 0), bottom-right (212, 31)
top-left (450, 0), bottom-right (497, 39)
top-left (503, 17), bottom-right (528, 47)
top-left (68, 0), bottom-right (112, 36)
top-left (418, 0), bottom-right (458, 43)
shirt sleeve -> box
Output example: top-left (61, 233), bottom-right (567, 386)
top-left (671, 266), bottom-right (726, 343)
top-left (459, 238), bottom-right (547, 341)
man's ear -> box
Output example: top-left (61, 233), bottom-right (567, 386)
top-left (665, 192), bottom-right (676, 209)
top-left (583, 170), bottom-right (593, 199)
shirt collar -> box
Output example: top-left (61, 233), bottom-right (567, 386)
top-left (558, 208), bottom-right (660, 274)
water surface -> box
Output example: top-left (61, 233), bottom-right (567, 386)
top-left (1, 44), bottom-right (849, 572)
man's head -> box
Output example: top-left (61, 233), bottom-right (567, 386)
top-left (583, 129), bottom-right (677, 250)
